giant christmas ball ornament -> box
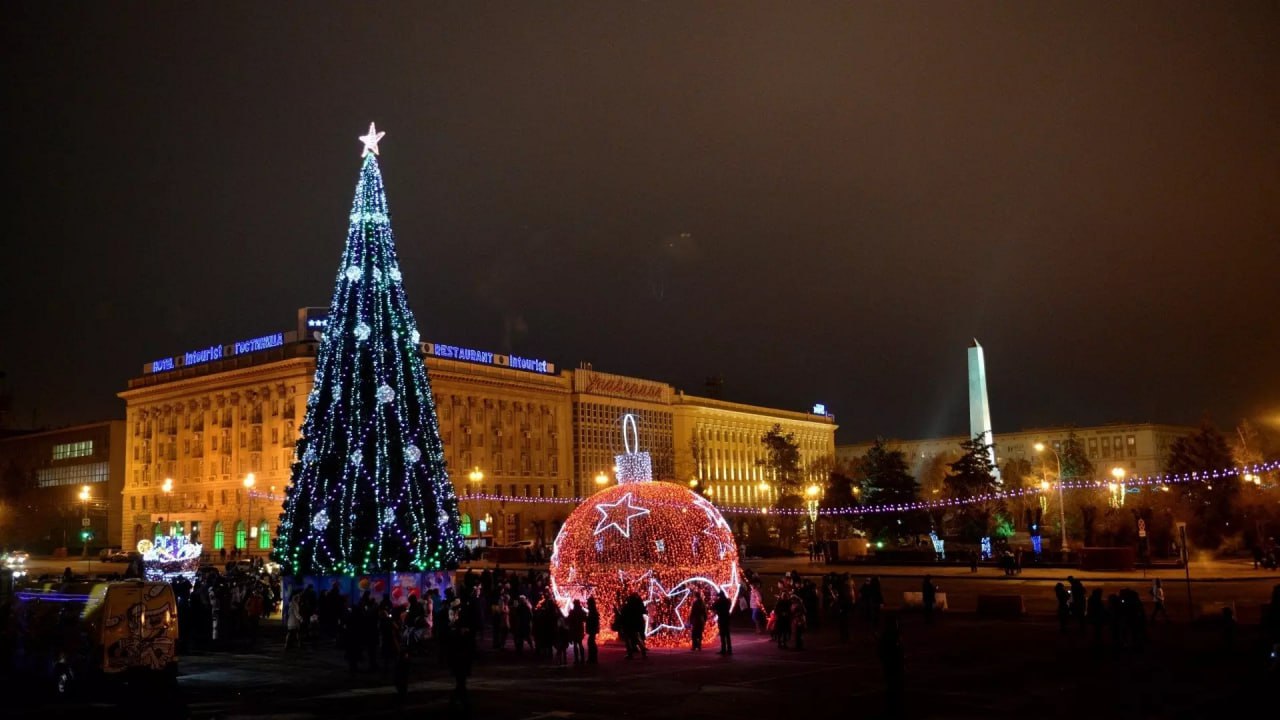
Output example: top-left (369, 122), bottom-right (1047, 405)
top-left (550, 479), bottom-right (740, 648)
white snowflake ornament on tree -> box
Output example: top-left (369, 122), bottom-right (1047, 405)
top-left (376, 384), bottom-right (395, 404)
top-left (345, 265), bottom-right (363, 282)
top-left (350, 450), bottom-right (363, 466)
top-left (354, 322), bottom-right (371, 341)
top-left (383, 507), bottom-right (397, 526)
top-left (404, 444), bottom-right (421, 463)
top-left (312, 509), bottom-right (330, 531)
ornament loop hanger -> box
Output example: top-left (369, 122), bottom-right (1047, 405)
top-left (622, 414), bottom-right (639, 455)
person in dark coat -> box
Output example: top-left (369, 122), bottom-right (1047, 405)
top-left (621, 592), bottom-right (647, 659)
top-left (567, 599), bottom-right (588, 665)
top-left (1054, 583), bottom-right (1071, 633)
top-left (585, 597), bottom-right (601, 663)
top-left (1087, 588), bottom-right (1106, 644)
top-left (1068, 576), bottom-right (1087, 630)
top-left (445, 599), bottom-right (475, 718)
top-left (512, 595), bottom-right (533, 656)
top-left (921, 576), bottom-right (937, 625)
top-left (689, 592), bottom-right (707, 651)
top-left (713, 590), bottom-right (733, 655)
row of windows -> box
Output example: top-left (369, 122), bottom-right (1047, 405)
top-left (140, 520), bottom-right (270, 551)
top-left (465, 483), bottom-right (561, 498)
top-left (130, 487), bottom-right (259, 511)
top-left (37, 462), bottom-right (109, 488)
top-left (133, 395), bottom-right (299, 436)
top-left (52, 441), bottom-right (94, 461)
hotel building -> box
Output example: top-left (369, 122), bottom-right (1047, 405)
top-left (117, 309), bottom-right (837, 553)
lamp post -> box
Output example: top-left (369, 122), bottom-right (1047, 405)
top-left (468, 466), bottom-right (484, 487)
top-left (162, 477), bottom-right (174, 535)
top-left (1110, 467), bottom-right (1126, 508)
top-left (1034, 442), bottom-right (1069, 553)
top-left (805, 484), bottom-right (821, 561)
top-left (243, 473), bottom-right (256, 557)
top-left (78, 485), bottom-right (91, 571)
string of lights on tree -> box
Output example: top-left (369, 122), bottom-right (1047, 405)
top-left (459, 458), bottom-right (1280, 517)
top-left (275, 123), bottom-right (464, 577)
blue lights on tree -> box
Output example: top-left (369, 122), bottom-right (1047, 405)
top-left (275, 124), bottom-right (463, 576)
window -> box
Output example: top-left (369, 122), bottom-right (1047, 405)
top-left (258, 521), bottom-right (271, 549)
top-left (213, 521), bottom-right (225, 550)
top-left (551, 485), bottom-right (559, 498)
top-left (459, 514), bottom-right (473, 536)
top-left (523, 484), bottom-right (531, 497)
top-left (221, 489), bottom-right (228, 506)
top-left (36, 462), bottom-right (109, 488)
top-left (271, 428), bottom-right (278, 444)
top-left (142, 496), bottom-right (148, 510)
top-left (509, 484), bottom-right (516, 497)
top-left (235, 521), bottom-right (247, 550)
top-left (130, 496), bottom-right (136, 511)
top-left (52, 440), bottom-right (94, 460)
top-left (1127, 435), bottom-right (1137, 457)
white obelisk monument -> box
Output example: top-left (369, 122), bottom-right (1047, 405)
top-left (967, 339), bottom-right (1001, 483)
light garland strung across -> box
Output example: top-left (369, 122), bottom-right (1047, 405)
top-left (460, 459), bottom-right (1280, 517)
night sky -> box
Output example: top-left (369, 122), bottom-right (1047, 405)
top-left (3, 2), bottom-right (1277, 443)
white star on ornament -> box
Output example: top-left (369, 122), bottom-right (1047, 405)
top-left (643, 577), bottom-right (691, 636)
top-left (359, 122), bottom-right (385, 156)
top-left (593, 492), bottom-right (651, 538)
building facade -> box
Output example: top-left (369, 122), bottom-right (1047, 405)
top-left (0, 420), bottom-right (126, 553)
top-left (118, 310), bottom-right (838, 554)
top-left (837, 422), bottom-right (1196, 486)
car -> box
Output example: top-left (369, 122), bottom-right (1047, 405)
top-left (98, 548), bottom-right (129, 562)
top-left (508, 540), bottom-right (536, 549)
top-left (3, 550), bottom-right (29, 578)
top-left (3, 550), bottom-right (30, 567)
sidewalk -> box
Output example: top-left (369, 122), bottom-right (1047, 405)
top-left (745, 557), bottom-right (1280, 583)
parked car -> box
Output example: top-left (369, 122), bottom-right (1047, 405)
top-left (98, 548), bottom-right (129, 563)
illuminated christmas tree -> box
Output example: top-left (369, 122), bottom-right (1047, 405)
top-left (275, 123), bottom-right (464, 576)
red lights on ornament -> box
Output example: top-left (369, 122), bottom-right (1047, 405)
top-left (550, 415), bottom-right (740, 648)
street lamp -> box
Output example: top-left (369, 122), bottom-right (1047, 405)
top-left (805, 484), bottom-right (821, 558)
top-left (1034, 442), bottom-right (1069, 553)
top-left (78, 484), bottom-right (93, 572)
top-left (594, 471), bottom-right (609, 486)
top-left (1110, 466), bottom-right (1126, 508)
top-left (243, 472), bottom-right (256, 557)
top-left (468, 466), bottom-right (484, 484)
top-left (162, 477), bottom-right (174, 534)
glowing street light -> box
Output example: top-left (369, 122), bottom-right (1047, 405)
top-left (244, 473), bottom-right (256, 556)
top-left (162, 477), bottom-right (174, 533)
top-left (468, 467), bottom-right (485, 483)
top-left (1034, 442), bottom-right (1070, 553)
top-left (595, 471), bottom-right (609, 486)
top-left (78, 485), bottom-right (92, 567)
top-left (1110, 467), bottom-right (1126, 508)
top-left (805, 483), bottom-right (822, 558)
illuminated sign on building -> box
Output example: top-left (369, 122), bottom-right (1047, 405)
top-left (812, 403), bottom-right (827, 415)
top-left (576, 370), bottom-right (668, 402)
top-left (233, 333), bottom-right (284, 355)
top-left (432, 344), bottom-right (496, 365)
top-left (184, 345), bottom-right (223, 366)
top-left (424, 343), bottom-right (555, 375)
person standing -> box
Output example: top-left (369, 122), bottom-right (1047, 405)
top-left (567, 599), bottom-right (587, 665)
top-left (1068, 576), bottom-right (1087, 631)
top-left (285, 591), bottom-right (302, 651)
top-left (1087, 589), bottom-right (1106, 644)
top-left (921, 575), bottom-right (937, 625)
top-left (1054, 583), bottom-right (1071, 634)
top-left (750, 583), bottom-right (766, 634)
top-left (621, 592), bottom-right (647, 659)
top-left (445, 598), bottom-right (474, 718)
top-left (1150, 579), bottom-right (1168, 622)
top-left (689, 592), bottom-right (708, 651)
top-left (585, 597), bottom-right (600, 664)
top-left (713, 590), bottom-right (733, 655)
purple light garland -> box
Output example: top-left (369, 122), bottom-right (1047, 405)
top-left (457, 459), bottom-right (1280, 517)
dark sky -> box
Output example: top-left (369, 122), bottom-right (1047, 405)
top-left (3, 2), bottom-right (1278, 443)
